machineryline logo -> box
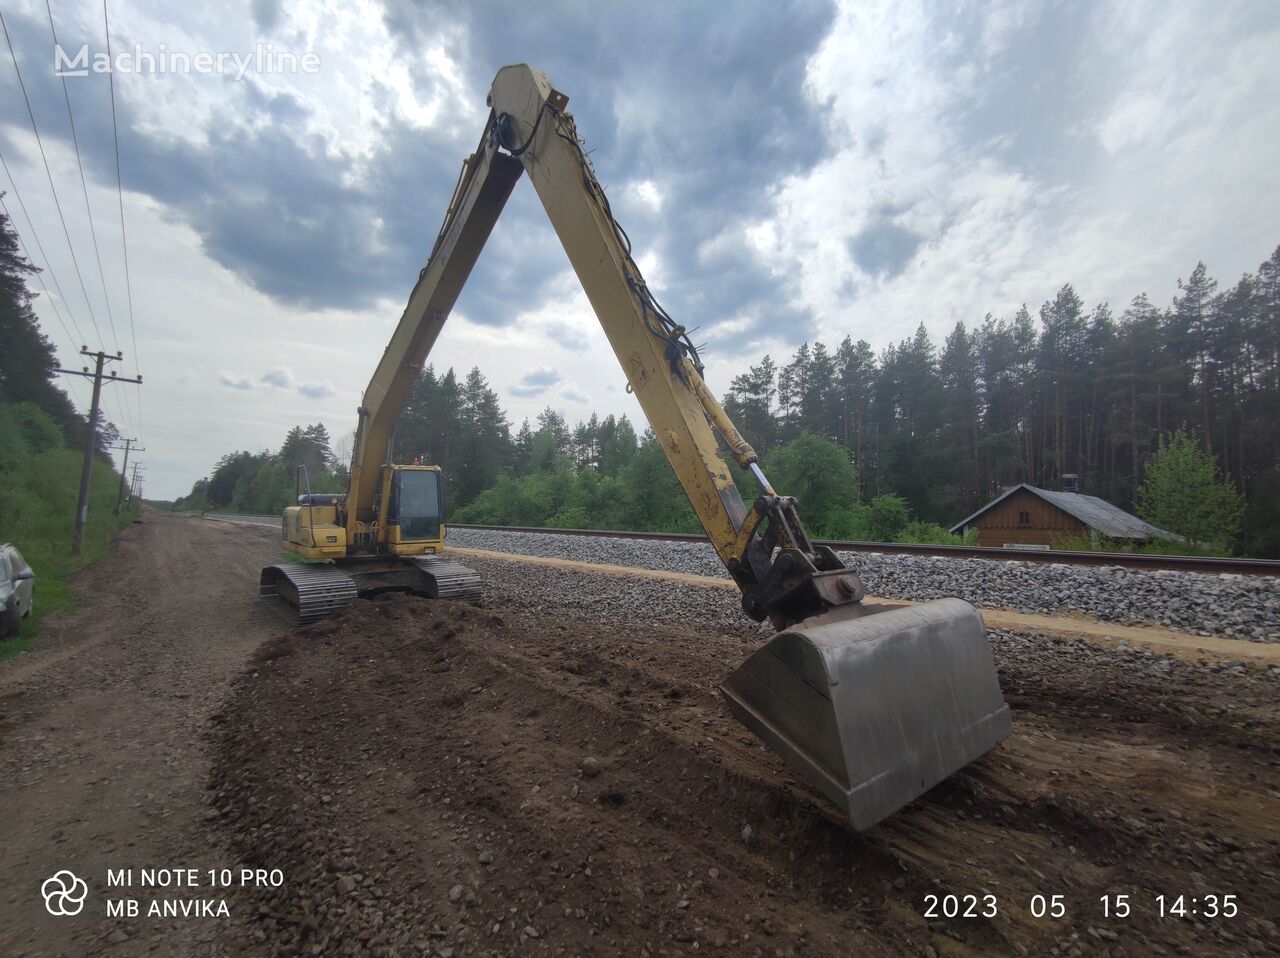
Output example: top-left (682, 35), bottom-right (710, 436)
top-left (54, 42), bottom-right (320, 79)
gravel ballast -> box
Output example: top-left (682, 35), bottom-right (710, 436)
top-left (449, 528), bottom-right (1280, 642)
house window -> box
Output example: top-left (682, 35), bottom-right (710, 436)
top-left (1018, 510), bottom-right (1030, 526)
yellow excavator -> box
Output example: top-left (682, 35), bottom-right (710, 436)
top-left (260, 64), bottom-right (1011, 831)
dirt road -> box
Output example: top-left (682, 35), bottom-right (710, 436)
top-left (0, 511), bottom-right (287, 956)
top-left (3, 514), bottom-right (1277, 956)
top-left (214, 558), bottom-right (1279, 957)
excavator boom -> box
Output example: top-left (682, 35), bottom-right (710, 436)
top-left (280, 64), bottom-right (1011, 831)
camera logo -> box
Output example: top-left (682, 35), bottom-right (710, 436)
top-left (42, 870), bottom-right (88, 916)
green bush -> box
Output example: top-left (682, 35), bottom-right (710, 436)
top-left (1136, 426), bottom-right (1244, 553)
top-left (764, 432), bottom-right (859, 534)
top-left (1051, 532), bottom-right (1229, 557)
top-left (0, 402), bottom-right (135, 655)
top-left (894, 520), bottom-right (971, 545)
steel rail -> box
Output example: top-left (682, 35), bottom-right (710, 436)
top-left (197, 514), bottom-right (1280, 577)
top-left (447, 523), bottom-right (1280, 577)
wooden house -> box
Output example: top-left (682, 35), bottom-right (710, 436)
top-left (949, 484), bottom-right (1179, 549)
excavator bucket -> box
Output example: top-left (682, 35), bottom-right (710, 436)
top-left (721, 597), bottom-right (1011, 831)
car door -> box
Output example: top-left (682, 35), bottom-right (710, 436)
top-left (0, 551), bottom-right (13, 614)
top-left (12, 549), bottom-right (33, 611)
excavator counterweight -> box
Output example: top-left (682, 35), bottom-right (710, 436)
top-left (262, 63), bottom-right (1011, 831)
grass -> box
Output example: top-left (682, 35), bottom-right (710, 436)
top-left (1051, 533), bottom-right (1233, 557)
top-left (281, 550), bottom-right (331, 564)
top-left (1, 403), bottom-right (138, 660)
top-left (0, 503), bottom-right (138, 660)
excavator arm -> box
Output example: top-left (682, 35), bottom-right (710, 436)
top-left (343, 64), bottom-right (1011, 831)
top-left (351, 64), bottom-right (861, 629)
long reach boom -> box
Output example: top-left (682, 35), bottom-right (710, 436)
top-left (267, 64), bottom-right (1011, 831)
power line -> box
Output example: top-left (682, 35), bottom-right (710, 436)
top-left (54, 348), bottom-right (141, 554)
top-left (0, 5), bottom-right (105, 351)
top-left (17, 2), bottom-right (137, 444)
top-left (45, 0), bottom-right (119, 356)
top-left (108, 379), bottom-right (131, 440)
top-left (102, 0), bottom-right (142, 440)
top-left (111, 437), bottom-right (143, 514)
top-left (0, 150), bottom-right (87, 347)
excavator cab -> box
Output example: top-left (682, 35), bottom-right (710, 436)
top-left (382, 465), bottom-right (446, 549)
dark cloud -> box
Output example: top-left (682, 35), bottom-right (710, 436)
top-left (297, 380), bottom-right (334, 398)
top-left (1, 1), bottom-right (835, 351)
top-left (848, 209), bottom-right (925, 279)
top-left (509, 365), bottom-right (560, 397)
top-left (378, 0), bottom-right (838, 348)
top-left (260, 367), bottom-right (292, 387)
top-left (0, 7), bottom-right (462, 312)
top-left (218, 371), bottom-right (254, 389)
top-left (251, 0), bottom-right (284, 33)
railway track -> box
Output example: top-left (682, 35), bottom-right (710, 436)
top-left (452, 523), bottom-right (1280, 576)
top-left (199, 513), bottom-right (1280, 577)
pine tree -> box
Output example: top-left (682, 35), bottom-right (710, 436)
top-left (512, 419), bottom-right (534, 475)
top-left (723, 355), bottom-right (779, 452)
top-left (1137, 426), bottom-right (1243, 552)
top-left (0, 207), bottom-right (82, 443)
top-left (457, 367), bottom-right (510, 502)
top-left (531, 407), bottom-right (571, 472)
top-left (597, 414), bottom-right (638, 475)
top-left (939, 322), bottom-right (979, 516)
top-left (833, 337), bottom-right (876, 493)
top-left (1037, 284), bottom-right (1087, 483)
top-left (1169, 263), bottom-right (1219, 446)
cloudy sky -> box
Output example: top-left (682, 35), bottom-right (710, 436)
top-left (2, 0), bottom-right (1277, 499)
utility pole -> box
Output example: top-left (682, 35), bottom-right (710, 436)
top-left (111, 438), bottom-right (144, 515)
top-left (127, 461), bottom-right (143, 506)
top-left (55, 348), bottom-right (143, 555)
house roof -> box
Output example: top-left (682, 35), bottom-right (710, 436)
top-left (949, 484), bottom-right (1181, 541)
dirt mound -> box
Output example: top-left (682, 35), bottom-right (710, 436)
top-left (209, 589), bottom-right (1278, 956)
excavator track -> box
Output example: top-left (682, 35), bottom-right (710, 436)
top-left (260, 558), bottom-right (483, 625)
top-left (259, 563), bottom-right (359, 625)
top-left (406, 556), bottom-right (484, 600)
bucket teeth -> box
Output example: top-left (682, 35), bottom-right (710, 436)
top-left (721, 597), bottom-right (1012, 830)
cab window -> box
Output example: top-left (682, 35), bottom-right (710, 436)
top-left (390, 471), bottom-right (443, 540)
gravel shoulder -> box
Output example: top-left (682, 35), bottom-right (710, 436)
top-left (451, 545), bottom-right (1280, 667)
top-left (446, 529), bottom-right (1280, 643)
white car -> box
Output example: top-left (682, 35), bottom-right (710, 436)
top-left (0, 543), bottom-right (35, 637)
